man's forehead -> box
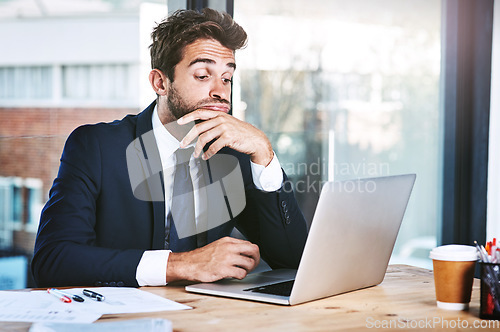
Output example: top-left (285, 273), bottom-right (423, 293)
top-left (182, 39), bottom-right (235, 66)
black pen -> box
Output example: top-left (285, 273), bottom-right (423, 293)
top-left (69, 293), bottom-right (85, 302)
top-left (83, 289), bottom-right (105, 301)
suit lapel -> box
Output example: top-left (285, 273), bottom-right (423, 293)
top-left (134, 101), bottom-right (165, 250)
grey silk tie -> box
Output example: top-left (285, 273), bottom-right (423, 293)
top-left (167, 147), bottom-right (197, 250)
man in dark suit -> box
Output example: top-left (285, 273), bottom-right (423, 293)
top-left (32, 8), bottom-right (307, 287)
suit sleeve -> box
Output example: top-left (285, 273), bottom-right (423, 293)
top-left (32, 126), bottom-right (144, 288)
top-left (236, 169), bottom-right (308, 269)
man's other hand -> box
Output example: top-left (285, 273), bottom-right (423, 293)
top-left (165, 237), bottom-right (260, 283)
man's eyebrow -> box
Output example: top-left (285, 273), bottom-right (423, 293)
top-left (189, 58), bottom-right (236, 70)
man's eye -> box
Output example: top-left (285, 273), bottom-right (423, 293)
top-left (223, 78), bottom-right (233, 84)
top-left (196, 75), bottom-right (209, 80)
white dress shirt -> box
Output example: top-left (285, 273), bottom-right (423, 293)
top-left (135, 106), bottom-right (284, 286)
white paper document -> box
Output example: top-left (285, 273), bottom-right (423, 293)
top-left (0, 288), bottom-right (190, 324)
top-left (0, 291), bottom-right (101, 323)
top-left (47, 287), bottom-right (191, 314)
top-left (29, 318), bottom-right (172, 332)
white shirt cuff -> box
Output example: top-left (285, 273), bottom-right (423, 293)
top-left (136, 250), bottom-right (171, 286)
top-left (250, 152), bottom-right (283, 192)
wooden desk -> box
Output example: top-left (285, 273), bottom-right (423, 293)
top-left (2, 265), bottom-right (499, 331)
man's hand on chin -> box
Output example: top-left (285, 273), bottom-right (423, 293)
top-left (177, 109), bottom-right (274, 166)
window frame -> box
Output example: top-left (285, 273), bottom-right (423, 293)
top-left (441, 0), bottom-right (494, 246)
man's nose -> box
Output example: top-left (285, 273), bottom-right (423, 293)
top-left (209, 79), bottom-right (229, 101)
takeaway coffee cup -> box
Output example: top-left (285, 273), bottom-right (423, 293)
top-left (429, 245), bottom-right (478, 310)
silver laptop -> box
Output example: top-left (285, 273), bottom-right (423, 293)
top-left (185, 174), bottom-right (416, 305)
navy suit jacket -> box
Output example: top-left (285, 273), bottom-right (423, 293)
top-left (32, 101), bottom-right (308, 287)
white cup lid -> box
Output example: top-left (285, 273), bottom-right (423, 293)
top-left (429, 245), bottom-right (478, 261)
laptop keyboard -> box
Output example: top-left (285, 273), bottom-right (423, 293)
top-left (243, 280), bottom-right (295, 297)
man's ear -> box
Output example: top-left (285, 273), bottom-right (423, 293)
top-left (149, 69), bottom-right (169, 96)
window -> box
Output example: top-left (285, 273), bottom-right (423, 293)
top-left (0, 66), bottom-right (52, 100)
top-left (0, 178), bottom-right (14, 248)
top-left (0, 64), bottom-right (136, 106)
top-left (62, 64), bottom-right (133, 101)
top-left (11, 180), bottom-right (23, 227)
top-left (0, 177), bottom-right (22, 247)
top-left (24, 178), bottom-right (43, 231)
top-left (0, 177), bottom-right (43, 248)
top-left (234, 0), bottom-right (442, 268)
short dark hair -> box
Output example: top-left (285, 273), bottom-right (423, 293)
top-left (150, 8), bottom-right (248, 82)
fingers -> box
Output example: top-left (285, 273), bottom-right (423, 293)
top-left (217, 238), bottom-right (260, 279)
top-left (177, 109), bottom-right (220, 125)
top-left (236, 243), bottom-right (260, 267)
top-left (218, 247), bottom-right (260, 280)
top-left (179, 112), bottom-right (219, 145)
top-left (180, 118), bottom-right (236, 160)
top-left (181, 119), bottom-right (226, 159)
top-left (218, 237), bottom-right (260, 265)
top-left (169, 237), bottom-right (261, 283)
top-left (177, 109), bottom-right (272, 165)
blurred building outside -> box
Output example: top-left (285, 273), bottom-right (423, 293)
top-left (0, 0), bottom-right (166, 288)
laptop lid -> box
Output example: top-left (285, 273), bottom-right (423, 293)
top-left (289, 173), bottom-right (416, 304)
top-left (186, 174), bottom-right (416, 305)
